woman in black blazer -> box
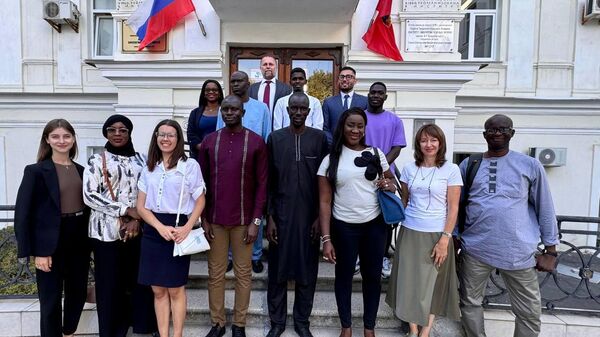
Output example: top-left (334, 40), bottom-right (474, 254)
top-left (15, 119), bottom-right (90, 337)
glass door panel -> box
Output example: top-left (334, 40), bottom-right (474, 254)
top-left (230, 47), bottom-right (342, 96)
top-left (291, 59), bottom-right (334, 102)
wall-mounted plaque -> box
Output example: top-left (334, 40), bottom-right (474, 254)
top-left (122, 22), bottom-right (168, 53)
top-left (405, 20), bottom-right (454, 53)
top-left (117, 0), bottom-right (143, 12)
top-left (403, 0), bottom-right (460, 12)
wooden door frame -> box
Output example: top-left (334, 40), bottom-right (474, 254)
top-left (229, 47), bottom-right (343, 95)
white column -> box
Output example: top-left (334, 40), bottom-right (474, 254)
top-left (0, 0), bottom-right (23, 90)
top-left (535, 0), bottom-right (576, 97)
top-left (505, 0), bottom-right (536, 95)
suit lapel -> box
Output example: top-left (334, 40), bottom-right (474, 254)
top-left (336, 94), bottom-right (345, 111)
top-left (41, 159), bottom-right (60, 209)
top-left (350, 94), bottom-right (363, 108)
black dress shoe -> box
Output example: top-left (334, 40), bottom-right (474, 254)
top-left (205, 324), bottom-right (226, 337)
top-left (252, 260), bottom-right (264, 273)
top-left (399, 320), bottom-right (410, 334)
top-left (294, 325), bottom-right (314, 337)
top-left (231, 324), bottom-right (246, 337)
top-left (266, 325), bottom-right (285, 337)
top-left (227, 260), bottom-right (233, 272)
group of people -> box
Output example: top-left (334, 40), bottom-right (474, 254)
top-left (14, 55), bottom-right (560, 337)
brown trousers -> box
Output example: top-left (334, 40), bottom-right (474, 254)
top-left (207, 224), bottom-right (253, 327)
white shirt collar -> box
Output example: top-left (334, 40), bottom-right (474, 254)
top-left (158, 158), bottom-right (187, 174)
top-left (341, 90), bottom-right (354, 98)
top-left (261, 78), bottom-right (276, 85)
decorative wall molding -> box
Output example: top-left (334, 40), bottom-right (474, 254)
top-left (0, 93), bottom-right (117, 111)
top-left (349, 62), bottom-right (481, 92)
top-left (457, 95), bottom-right (600, 116)
top-left (88, 60), bottom-right (224, 88)
top-left (0, 121), bottom-right (103, 129)
top-left (455, 127), bottom-right (600, 136)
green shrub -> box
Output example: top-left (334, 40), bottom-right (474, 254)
top-left (0, 227), bottom-right (37, 296)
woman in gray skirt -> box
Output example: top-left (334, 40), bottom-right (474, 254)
top-left (386, 124), bottom-right (462, 337)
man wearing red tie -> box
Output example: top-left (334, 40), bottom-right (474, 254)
top-left (248, 55), bottom-right (292, 116)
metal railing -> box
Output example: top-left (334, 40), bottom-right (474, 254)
top-left (484, 215), bottom-right (600, 314)
top-left (2, 205), bottom-right (600, 313)
top-left (0, 205), bottom-right (94, 298)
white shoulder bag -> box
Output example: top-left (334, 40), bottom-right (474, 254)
top-left (173, 161), bottom-right (210, 256)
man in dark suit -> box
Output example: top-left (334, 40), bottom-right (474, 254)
top-left (322, 66), bottom-right (368, 144)
top-left (248, 55), bottom-right (292, 115)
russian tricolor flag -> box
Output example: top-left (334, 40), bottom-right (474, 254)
top-left (126, 0), bottom-right (196, 51)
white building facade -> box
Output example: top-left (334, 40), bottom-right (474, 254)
top-left (0, 0), bottom-right (599, 245)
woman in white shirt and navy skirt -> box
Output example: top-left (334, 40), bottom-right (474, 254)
top-left (136, 120), bottom-right (206, 337)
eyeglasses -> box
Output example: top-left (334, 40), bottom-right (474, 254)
top-left (484, 127), bottom-right (513, 135)
top-left (288, 106), bottom-right (309, 113)
top-left (156, 132), bottom-right (177, 139)
top-left (106, 127), bottom-right (129, 135)
top-left (338, 74), bottom-right (355, 80)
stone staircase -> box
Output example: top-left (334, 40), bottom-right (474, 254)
top-left (182, 252), bottom-right (465, 336)
top-left (3, 249), bottom-right (600, 336)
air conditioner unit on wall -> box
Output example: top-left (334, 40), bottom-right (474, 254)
top-left (529, 147), bottom-right (567, 167)
top-left (43, 0), bottom-right (80, 32)
top-left (583, 0), bottom-right (600, 23)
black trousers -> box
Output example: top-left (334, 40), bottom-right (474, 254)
top-left (267, 244), bottom-right (319, 328)
top-left (92, 236), bottom-right (157, 337)
top-left (36, 215), bottom-right (90, 337)
top-left (384, 226), bottom-right (393, 258)
top-left (331, 215), bottom-right (387, 330)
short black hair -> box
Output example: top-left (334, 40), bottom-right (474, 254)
top-left (369, 81), bottom-right (387, 92)
top-left (484, 114), bottom-right (513, 129)
top-left (290, 67), bottom-right (306, 79)
top-left (340, 66), bottom-right (357, 75)
top-left (289, 91), bottom-right (309, 104)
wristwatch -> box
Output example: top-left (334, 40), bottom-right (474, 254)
top-left (441, 231), bottom-right (453, 238)
top-left (252, 218), bottom-right (261, 226)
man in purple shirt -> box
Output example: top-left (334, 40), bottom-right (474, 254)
top-left (199, 95), bottom-right (268, 337)
top-left (364, 81), bottom-right (407, 281)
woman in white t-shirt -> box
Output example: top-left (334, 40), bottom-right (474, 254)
top-left (385, 124), bottom-right (462, 337)
top-left (318, 108), bottom-right (396, 337)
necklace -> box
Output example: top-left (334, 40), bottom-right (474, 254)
top-left (419, 166), bottom-right (435, 180)
top-left (54, 161), bottom-right (72, 170)
top-left (408, 165), bottom-right (437, 210)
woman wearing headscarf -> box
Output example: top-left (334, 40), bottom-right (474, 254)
top-left (83, 114), bottom-right (157, 337)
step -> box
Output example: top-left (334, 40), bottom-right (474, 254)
top-left (178, 325), bottom-right (404, 337)
top-left (3, 297), bottom-right (599, 337)
top-left (185, 288), bottom-right (414, 330)
top-left (187, 260), bottom-right (390, 292)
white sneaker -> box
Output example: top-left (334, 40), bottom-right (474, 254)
top-left (381, 257), bottom-right (391, 278)
top-left (354, 256), bottom-right (360, 275)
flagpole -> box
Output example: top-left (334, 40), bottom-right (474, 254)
top-left (193, 11), bottom-right (207, 37)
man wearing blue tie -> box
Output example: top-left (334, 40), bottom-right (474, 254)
top-left (322, 66), bottom-right (368, 144)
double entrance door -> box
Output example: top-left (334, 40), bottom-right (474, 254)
top-left (229, 47), bottom-right (343, 102)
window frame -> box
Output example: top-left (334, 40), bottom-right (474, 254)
top-left (460, 7), bottom-right (498, 61)
top-left (91, 0), bottom-right (116, 59)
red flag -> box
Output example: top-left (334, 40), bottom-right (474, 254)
top-left (362, 0), bottom-right (403, 61)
